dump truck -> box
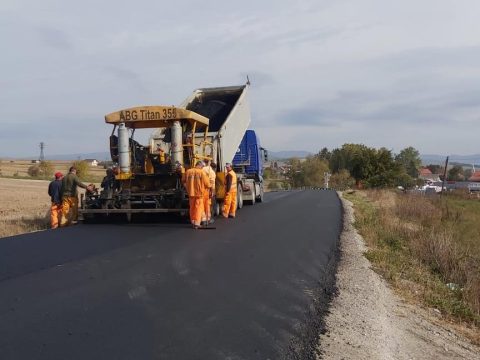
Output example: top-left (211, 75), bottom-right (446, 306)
top-left (80, 83), bottom-right (267, 221)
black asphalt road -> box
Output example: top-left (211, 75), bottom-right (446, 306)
top-left (0, 190), bottom-right (342, 360)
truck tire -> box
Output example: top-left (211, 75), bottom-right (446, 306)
top-left (257, 183), bottom-right (264, 203)
top-left (237, 184), bottom-right (243, 209)
top-left (247, 186), bottom-right (255, 205)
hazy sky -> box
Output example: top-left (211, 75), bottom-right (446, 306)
top-left (1, 0), bottom-right (480, 158)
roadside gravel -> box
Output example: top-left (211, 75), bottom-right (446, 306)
top-left (317, 194), bottom-right (480, 360)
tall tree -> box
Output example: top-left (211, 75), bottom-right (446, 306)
top-left (286, 156), bottom-right (329, 188)
top-left (426, 164), bottom-right (442, 174)
top-left (316, 147), bottom-right (331, 161)
top-left (448, 165), bottom-right (464, 181)
top-left (329, 144), bottom-right (377, 186)
top-left (395, 147), bottom-right (421, 178)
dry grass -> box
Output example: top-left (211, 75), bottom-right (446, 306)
top-left (0, 178), bottom-right (52, 238)
top-left (344, 190), bottom-right (480, 343)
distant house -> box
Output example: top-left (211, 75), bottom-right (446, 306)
top-left (418, 167), bottom-right (441, 182)
top-left (469, 171), bottom-right (480, 182)
top-left (84, 159), bottom-right (98, 167)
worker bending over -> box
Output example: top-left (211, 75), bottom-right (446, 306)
top-left (48, 171), bottom-right (63, 229)
top-left (60, 166), bottom-right (93, 227)
top-left (184, 161), bottom-right (211, 229)
top-left (201, 160), bottom-right (216, 225)
top-left (222, 163), bottom-right (237, 218)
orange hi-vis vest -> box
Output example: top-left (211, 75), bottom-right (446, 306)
top-left (226, 169), bottom-right (237, 193)
top-left (185, 167), bottom-right (210, 197)
top-left (203, 165), bottom-right (216, 190)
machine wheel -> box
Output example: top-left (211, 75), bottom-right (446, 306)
top-left (257, 183), bottom-right (264, 203)
top-left (237, 184), bottom-right (243, 209)
top-left (212, 198), bottom-right (220, 217)
top-left (122, 200), bottom-right (132, 223)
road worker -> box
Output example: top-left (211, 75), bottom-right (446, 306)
top-left (101, 168), bottom-right (116, 191)
top-left (222, 163), bottom-right (237, 218)
top-left (175, 161), bottom-right (185, 188)
top-left (184, 161), bottom-right (211, 229)
top-left (48, 171), bottom-right (63, 229)
top-left (201, 160), bottom-right (217, 225)
top-left (60, 166), bottom-right (93, 227)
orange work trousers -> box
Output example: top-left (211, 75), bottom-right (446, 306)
top-left (202, 192), bottom-right (212, 222)
top-left (50, 203), bottom-right (62, 229)
top-left (222, 191), bottom-right (237, 218)
top-left (60, 196), bottom-right (78, 227)
top-left (189, 196), bottom-right (204, 226)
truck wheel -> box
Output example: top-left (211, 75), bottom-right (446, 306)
top-left (247, 187), bottom-right (256, 205)
top-left (257, 184), bottom-right (264, 203)
top-left (237, 184), bottom-right (243, 209)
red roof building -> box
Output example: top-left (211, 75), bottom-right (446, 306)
top-left (419, 168), bottom-right (432, 177)
top-left (469, 172), bottom-right (480, 182)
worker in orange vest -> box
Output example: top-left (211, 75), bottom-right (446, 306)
top-left (48, 171), bottom-right (64, 229)
top-left (222, 163), bottom-right (237, 218)
top-left (201, 160), bottom-right (217, 225)
top-left (184, 161), bottom-right (211, 229)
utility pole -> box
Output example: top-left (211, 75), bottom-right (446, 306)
top-left (324, 172), bottom-right (331, 189)
top-left (39, 142), bottom-right (45, 161)
top-left (441, 156), bottom-right (449, 193)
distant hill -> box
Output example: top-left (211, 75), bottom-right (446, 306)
top-left (268, 150), bottom-right (313, 160)
top-left (421, 154), bottom-right (480, 166)
top-left (44, 152), bottom-right (111, 161)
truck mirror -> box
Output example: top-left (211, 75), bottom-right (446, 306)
top-left (264, 149), bottom-right (268, 162)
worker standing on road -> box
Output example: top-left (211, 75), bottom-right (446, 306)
top-left (48, 172), bottom-right (64, 229)
top-left (201, 160), bottom-right (217, 225)
top-left (184, 161), bottom-right (210, 229)
top-left (175, 161), bottom-right (185, 184)
top-left (60, 166), bottom-right (93, 227)
top-left (222, 163), bottom-right (237, 218)
top-left (101, 168), bottom-right (117, 191)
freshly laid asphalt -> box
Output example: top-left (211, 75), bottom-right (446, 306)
top-left (0, 190), bottom-right (342, 360)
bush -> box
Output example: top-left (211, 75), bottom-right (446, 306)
top-left (268, 181), bottom-right (281, 190)
top-left (70, 160), bottom-right (90, 180)
top-left (28, 165), bottom-right (40, 177)
top-left (330, 169), bottom-right (355, 190)
top-left (38, 161), bottom-right (54, 179)
top-left (28, 161), bottom-right (54, 179)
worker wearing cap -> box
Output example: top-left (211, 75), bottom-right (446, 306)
top-left (201, 160), bottom-right (217, 225)
top-left (184, 161), bottom-right (211, 229)
top-left (222, 163), bottom-right (237, 218)
top-left (175, 161), bottom-right (185, 185)
top-left (60, 166), bottom-right (93, 227)
top-left (48, 171), bottom-right (64, 229)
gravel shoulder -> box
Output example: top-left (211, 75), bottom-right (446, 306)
top-left (317, 194), bottom-right (480, 360)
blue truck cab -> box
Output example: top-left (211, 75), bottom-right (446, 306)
top-left (232, 130), bottom-right (268, 205)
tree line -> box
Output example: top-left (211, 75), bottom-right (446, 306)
top-left (268, 144), bottom-right (435, 190)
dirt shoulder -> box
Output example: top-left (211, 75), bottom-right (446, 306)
top-left (317, 194), bottom-right (480, 360)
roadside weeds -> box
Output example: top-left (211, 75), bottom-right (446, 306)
top-left (317, 192), bottom-right (480, 360)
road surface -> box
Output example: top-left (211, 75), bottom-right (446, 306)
top-left (0, 190), bottom-right (342, 360)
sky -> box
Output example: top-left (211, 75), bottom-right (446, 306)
top-left (1, 0), bottom-right (480, 158)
